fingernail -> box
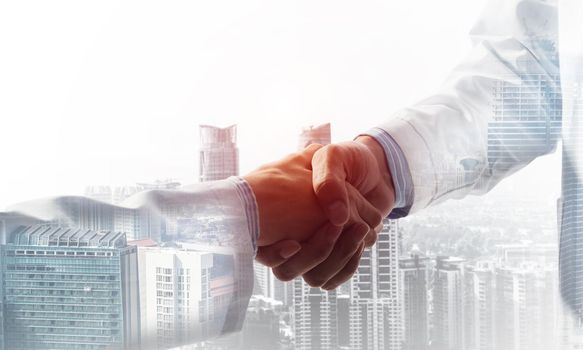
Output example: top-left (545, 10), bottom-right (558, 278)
top-left (328, 201), bottom-right (348, 224)
top-left (279, 244), bottom-right (301, 259)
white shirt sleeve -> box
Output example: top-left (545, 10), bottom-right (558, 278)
top-left (1, 177), bottom-right (259, 349)
top-left (377, 0), bottom-right (560, 213)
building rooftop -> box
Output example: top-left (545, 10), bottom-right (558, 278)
top-left (9, 225), bottom-right (127, 248)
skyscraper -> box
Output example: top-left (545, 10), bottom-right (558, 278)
top-left (136, 246), bottom-right (219, 349)
top-left (293, 283), bottom-right (338, 350)
top-left (486, 39), bottom-right (561, 179)
top-left (487, 73), bottom-right (562, 174)
top-left (199, 125), bottom-right (239, 183)
top-left (349, 219), bottom-right (402, 350)
top-left (292, 123), bottom-right (336, 350)
top-left (560, 79), bottom-right (583, 324)
top-left (337, 294), bottom-right (351, 348)
top-left (432, 256), bottom-right (467, 350)
top-left (399, 248), bottom-right (429, 350)
top-left (470, 260), bottom-right (497, 350)
top-left (1, 225), bottom-right (139, 350)
top-left (286, 123), bottom-right (334, 309)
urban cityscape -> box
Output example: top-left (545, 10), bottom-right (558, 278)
top-left (0, 113), bottom-right (577, 350)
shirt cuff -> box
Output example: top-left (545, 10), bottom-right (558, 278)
top-left (362, 128), bottom-right (414, 219)
top-left (229, 176), bottom-right (260, 254)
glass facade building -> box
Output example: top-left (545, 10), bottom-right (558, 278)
top-left (0, 225), bottom-right (137, 350)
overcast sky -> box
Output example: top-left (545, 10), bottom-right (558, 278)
top-left (0, 0), bottom-right (560, 211)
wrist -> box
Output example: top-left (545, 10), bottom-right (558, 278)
top-left (242, 170), bottom-right (276, 246)
top-left (243, 152), bottom-right (326, 247)
top-left (355, 136), bottom-right (396, 210)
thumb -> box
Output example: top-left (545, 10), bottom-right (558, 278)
top-left (312, 145), bottom-right (350, 226)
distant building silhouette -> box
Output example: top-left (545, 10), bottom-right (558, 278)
top-left (349, 219), bottom-right (402, 350)
top-left (292, 123), bottom-right (338, 350)
top-left (400, 247), bottom-right (429, 350)
top-left (199, 125), bottom-right (239, 182)
top-left (432, 256), bottom-right (468, 350)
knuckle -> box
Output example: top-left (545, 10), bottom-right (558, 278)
top-left (314, 176), bottom-right (341, 195)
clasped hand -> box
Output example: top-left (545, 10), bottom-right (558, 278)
top-left (244, 137), bottom-right (395, 290)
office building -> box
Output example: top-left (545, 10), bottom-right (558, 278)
top-left (292, 123), bottom-right (337, 350)
top-left (337, 295), bottom-right (351, 348)
top-left (199, 125), bottom-right (239, 182)
top-left (470, 261), bottom-right (497, 350)
top-left (560, 80), bottom-right (583, 323)
top-left (494, 263), bottom-right (559, 350)
top-left (349, 219), bottom-right (402, 350)
top-left (293, 282), bottom-right (338, 350)
top-left (432, 256), bottom-right (467, 350)
top-left (399, 248), bottom-right (429, 350)
top-left (137, 246), bottom-right (220, 349)
top-left (487, 40), bottom-right (561, 177)
top-left (1, 224), bottom-right (139, 350)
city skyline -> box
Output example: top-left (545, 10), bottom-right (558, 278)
top-left (0, 120), bottom-right (568, 350)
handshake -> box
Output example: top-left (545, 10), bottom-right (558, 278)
top-left (243, 136), bottom-right (396, 290)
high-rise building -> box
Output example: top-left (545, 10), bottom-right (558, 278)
top-left (349, 219), bottom-right (402, 350)
top-left (253, 262), bottom-right (275, 298)
top-left (487, 74), bottom-right (561, 174)
top-left (293, 283), bottom-right (338, 350)
top-left (337, 294), bottom-right (351, 349)
top-left (136, 246), bottom-right (219, 349)
top-left (486, 39), bottom-right (560, 180)
top-left (399, 248), bottom-right (429, 350)
top-left (199, 125), bottom-right (239, 183)
top-left (291, 123), bottom-right (337, 350)
top-left (470, 260), bottom-right (497, 350)
top-left (560, 80), bottom-right (583, 324)
top-left (298, 123), bottom-right (331, 150)
top-left (494, 263), bottom-right (559, 350)
top-left (432, 256), bottom-right (467, 350)
top-left (284, 123), bottom-right (334, 308)
top-left (1, 225), bottom-right (139, 350)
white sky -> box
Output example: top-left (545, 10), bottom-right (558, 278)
top-left (0, 0), bottom-right (560, 210)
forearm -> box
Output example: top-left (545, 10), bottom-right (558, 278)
top-left (376, 0), bottom-right (559, 212)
